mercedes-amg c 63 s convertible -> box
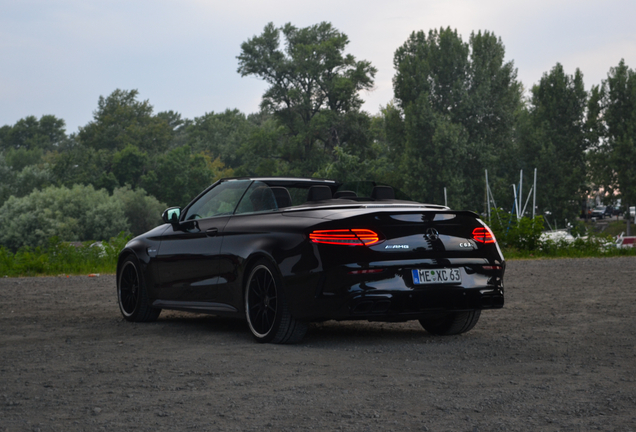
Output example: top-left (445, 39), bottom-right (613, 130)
top-left (116, 177), bottom-right (505, 343)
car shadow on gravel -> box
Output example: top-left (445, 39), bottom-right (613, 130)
top-left (137, 313), bottom-right (442, 346)
top-left (305, 320), bottom-right (452, 346)
top-left (149, 312), bottom-right (254, 342)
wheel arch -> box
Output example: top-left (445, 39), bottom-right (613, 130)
top-left (116, 243), bottom-right (155, 302)
top-left (116, 236), bottom-right (153, 275)
top-left (117, 248), bottom-right (138, 276)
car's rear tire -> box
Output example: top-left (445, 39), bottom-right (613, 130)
top-left (245, 259), bottom-right (307, 344)
top-left (117, 256), bottom-right (161, 322)
top-left (419, 310), bottom-right (481, 335)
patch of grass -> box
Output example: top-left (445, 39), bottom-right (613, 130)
top-left (503, 236), bottom-right (636, 260)
top-left (0, 232), bottom-right (131, 277)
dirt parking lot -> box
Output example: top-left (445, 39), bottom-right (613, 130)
top-left (1, 257), bottom-right (635, 431)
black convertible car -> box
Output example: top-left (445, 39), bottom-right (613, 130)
top-left (117, 177), bottom-right (505, 343)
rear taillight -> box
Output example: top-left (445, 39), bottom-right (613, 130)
top-left (309, 229), bottom-right (381, 246)
top-left (472, 227), bottom-right (496, 244)
top-left (348, 269), bottom-right (384, 275)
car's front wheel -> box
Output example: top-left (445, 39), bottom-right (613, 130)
top-left (117, 256), bottom-right (161, 322)
top-left (245, 259), bottom-right (307, 344)
top-left (419, 310), bottom-right (481, 335)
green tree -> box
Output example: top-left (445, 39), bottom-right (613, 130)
top-left (364, 103), bottom-right (407, 187)
top-left (0, 115), bottom-right (65, 202)
top-left (231, 113), bottom-right (283, 176)
top-left (52, 90), bottom-right (196, 195)
top-left (403, 102), bottom-right (469, 208)
top-left (0, 115), bottom-right (66, 152)
top-left (519, 63), bottom-right (589, 222)
top-left (589, 59), bottom-right (636, 224)
top-left (0, 155), bottom-right (15, 205)
top-left (156, 110), bottom-right (192, 149)
top-left (392, 28), bottom-right (522, 209)
top-left (78, 89), bottom-right (173, 154)
top-left (237, 22), bottom-right (377, 176)
top-left (0, 115), bottom-right (67, 171)
top-left (186, 109), bottom-right (255, 168)
top-left (49, 139), bottom-right (117, 192)
top-left (3, 147), bottom-right (44, 172)
top-left (112, 144), bottom-right (149, 189)
top-left (140, 146), bottom-right (228, 207)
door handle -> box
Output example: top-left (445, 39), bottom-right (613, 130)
top-left (206, 228), bottom-right (219, 237)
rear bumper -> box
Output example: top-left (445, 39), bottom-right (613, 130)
top-left (344, 286), bottom-right (504, 321)
top-left (285, 264), bottom-right (504, 321)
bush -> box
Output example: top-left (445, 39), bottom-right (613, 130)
top-left (487, 209), bottom-right (544, 250)
top-left (0, 184), bottom-right (168, 251)
top-left (486, 209), bottom-right (636, 259)
top-left (503, 235), bottom-right (636, 259)
top-left (0, 184), bottom-right (128, 251)
top-left (113, 186), bottom-right (165, 236)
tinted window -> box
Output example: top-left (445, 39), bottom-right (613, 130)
top-left (184, 180), bottom-right (251, 220)
top-left (235, 181), bottom-right (278, 215)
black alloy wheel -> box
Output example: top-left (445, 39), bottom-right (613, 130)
top-left (246, 264), bottom-right (278, 336)
top-left (245, 259), bottom-right (307, 344)
top-left (117, 256), bottom-right (161, 322)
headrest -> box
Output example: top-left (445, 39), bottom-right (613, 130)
top-left (249, 186), bottom-right (277, 211)
top-left (306, 185), bottom-right (332, 202)
top-left (271, 187), bottom-right (292, 208)
top-left (371, 186), bottom-right (395, 200)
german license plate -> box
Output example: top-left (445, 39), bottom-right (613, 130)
top-left (412, 268), bottom-right (461, 285)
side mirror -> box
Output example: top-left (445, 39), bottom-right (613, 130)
top-left (161, 207), bottom-right (181, 225)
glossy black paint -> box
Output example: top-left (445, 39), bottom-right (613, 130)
top-left (117, 177), bottom-right (505, 327)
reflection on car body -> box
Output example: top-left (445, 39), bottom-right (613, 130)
top-left (116, 178), bottom-right (505, 343)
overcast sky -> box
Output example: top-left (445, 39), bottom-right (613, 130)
top-left (2, 0), bottom-right (635, 133)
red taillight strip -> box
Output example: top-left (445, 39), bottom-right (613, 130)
top-left (348, 269), bottom-right (384, 275)
top-left (309, 229), bottom-right (380, 246)
top-left (472, 227), bottom-right (496, 244)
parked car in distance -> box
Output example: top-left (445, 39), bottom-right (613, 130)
top-left (601, 206), bottom-right (616, 217)
top-left (590, 206), bottom-right (608, 219)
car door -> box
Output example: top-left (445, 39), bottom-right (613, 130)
top-left (152, 180), bottom-right (252, 303)
top-left (213, 181), bottom-right (282, 306)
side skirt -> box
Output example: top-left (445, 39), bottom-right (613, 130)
top-left (152, 300), bottom-right (239, 316)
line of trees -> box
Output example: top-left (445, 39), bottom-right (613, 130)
top-left (1, 22), bottom-right (635, 250)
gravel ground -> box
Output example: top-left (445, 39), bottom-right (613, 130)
top-left (1, 257), bottom-right (635, 431)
